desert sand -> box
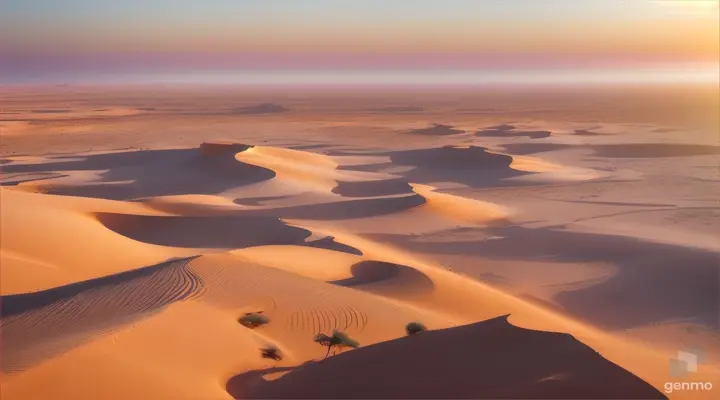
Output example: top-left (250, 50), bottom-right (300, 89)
top-left (1, 84), bottom-right (718, 399)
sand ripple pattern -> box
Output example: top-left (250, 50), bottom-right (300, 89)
top-left (0, 257), bottom-right (202, 375)
top-left (189, 255), bottom-right (443, 339)
top-left (1, 254), bottom-right (449, 376)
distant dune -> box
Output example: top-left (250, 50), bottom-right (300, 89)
top-left (94, 212), bottom-right (312, 248)
top-left (573, 128), bottom-right (610, 136)
top-left (476, 123), bottom-right (551, 139)
top-left (232, 103), bottom-right (289, 114)
top-left (367, 106), bottom-right (424, 113)
top-left (503, 142), bottom-right (720, 158)
top-left (406, 124), bottom-right (465, 136)
top-left (30, 109), bottom-right (71, 114)
top-left (332, 177), bottom-right (414, 197)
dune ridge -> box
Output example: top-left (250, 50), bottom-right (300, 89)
top-left (1, 257), bottom-right (201, 374)
top-left (227, 316), bottom-right (664, 400)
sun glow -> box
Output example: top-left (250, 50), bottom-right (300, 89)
top-left (653, 0), bottom-right (719, 13)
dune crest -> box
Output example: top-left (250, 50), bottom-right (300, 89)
top-left (227, 316), bottom-right (664, 400)
top-left (411, 183), bottom-right (511, 224)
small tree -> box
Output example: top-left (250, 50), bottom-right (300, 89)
top-left (405, 322), bottom-right (427, 336)
top-left (260, 344), bottom-right (283, 361)
top-left (238, 312), bottom-right (269, 329)
top-left (314, 330), bottom-right (359, 359)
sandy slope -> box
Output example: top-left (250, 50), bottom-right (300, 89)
top-left (2, 86), bottom-right (719, 400)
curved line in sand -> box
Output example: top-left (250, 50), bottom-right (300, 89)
top-left (0, 257), bottom-right (202, 374)
top-left (330, 260), bottom-right (436, 299)
top-left (411, 183), bottom-right (512, 224)
top-left (234, 193), bottom-right (428, 220)
top-left (187, 254), bottom-right (452, 339)
top-left (93, 212), bottom-right (313, 249)
top-left (230, 184), bottom-right (508, 224)
top-left (331, 177), bottom-right (415, 198)
top-left (214, 143), bottom-right (515, 225)
top-left (139, 194), bottom-right (248, 216)
top-left (234, 145), bottom-right (343, 191)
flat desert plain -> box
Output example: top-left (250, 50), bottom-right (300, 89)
top-left (1, 84), bottom-right (718, 399)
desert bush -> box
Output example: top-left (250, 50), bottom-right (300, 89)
top-left (238, 312), bottom-right (269, 328)
top-left (313, 330), bottom-right (359, 359)
top-left (405, 321), bottom-right (427, 336)
top-left (260, 344), bottom-right (283, 361)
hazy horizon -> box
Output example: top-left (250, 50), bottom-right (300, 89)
top-left (2, 0), bottom-right (718, 85)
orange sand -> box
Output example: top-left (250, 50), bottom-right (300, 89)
top-left (2, 86), bottom-right (718, 400)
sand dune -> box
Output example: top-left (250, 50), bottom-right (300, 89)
top-left (573, 128), bottom-right (610, 136)
top-left (332, 177), bottom-right (414, 197)
top-left (1, 145), bottom-right (276, 200)
top-left (0, 188), bottom-right (191, 294)
top-left (94, 212), bottom-right (312, 249)
top-left (503, 142), bottom-right (720, 158)
top-left (232, 103), bottom-right (289, 114)
top-left (227, 316), bottom-right (663, 399)
top-left (2, 87), bottom-right (717, 400)
top-left (476, 123), bottom-right (552, 139)
top-left (406, 123), bottom-right (466, 136)
top-left (305, 236), bottom-right (364, 255)
top-left (366, 106), bottom-right (424, 113)
top-left (1, 257), bottom-right (200, 374)
top-left (347, 146), bottom-right (525, 188)
top-left (331, 260), bottom-right (436, 300)
top-left (411, 183), bottom-right (511, 224)
top-left (140, 194), bottom-right (246, 216)
top-left (368, 225), bottom-right (720, 331)
top-left (0, 121), bottom-right (34, 136)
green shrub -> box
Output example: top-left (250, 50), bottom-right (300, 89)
top-left (260, 344), bottom-right (283, 361)
top-left (238, 312), bottom-right (269, 328)
top-left (314, 330), bottom-right (360, 358)
top-left (405, 321), bottom-right (427, 336)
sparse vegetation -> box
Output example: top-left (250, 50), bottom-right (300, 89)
top-left (405, 321), bottom-right (427, 336)
top-left (238, 312), bottom-right (269, 328)
top-left (313, 330), bottom-right (360, 359)
top-left (260, 344), bottom-right (283, 361)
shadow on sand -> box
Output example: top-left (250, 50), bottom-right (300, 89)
top-left (368, 226), bottom-right (720, 330)
top-left (476, 124), bottom-right (551, 139)
top-left (502, 143), bottom-right (720, 158)
top-left (226, 315), bottom-right (665, 399)
top-left (337, 146), bottom-right (528, 188)
top-left (0, 147), bottom-right (276, 200)
top-left (406, 124), bottom-right (466, 136)
top-left (0, 257), bottom-right (201, 373)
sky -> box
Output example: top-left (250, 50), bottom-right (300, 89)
top-left (1, 0), bottom-right (718, 84)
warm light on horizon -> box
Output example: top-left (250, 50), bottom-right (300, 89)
top-left (22, 64), bottom-right (712, 87)
top-left (1, 0), bottom-right (718, 84)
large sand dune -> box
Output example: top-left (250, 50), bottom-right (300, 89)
top-left (2, 86), bottom-right (718, 399)
top-left (227, 316), bottom-right (663, 399)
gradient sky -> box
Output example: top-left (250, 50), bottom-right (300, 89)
top-left (1, 0), bottom-right (718, 83)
